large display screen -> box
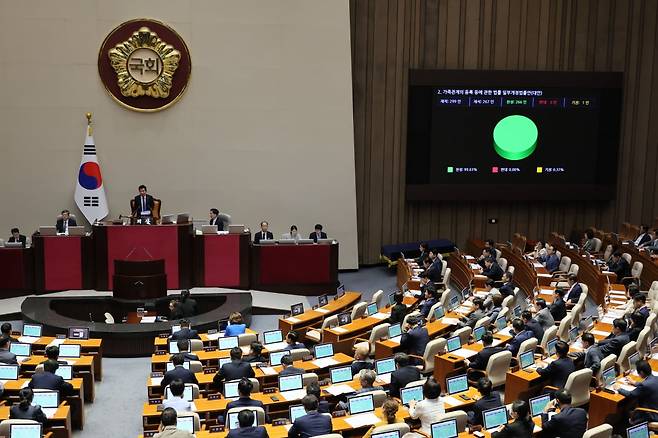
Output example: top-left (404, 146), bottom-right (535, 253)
top-left (406, 70), bottom-right (622, 200)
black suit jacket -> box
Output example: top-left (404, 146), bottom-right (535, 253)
top-left (8, 235), bottom-right (27, 247)
top-left (469, 346), bottom-right (504, 371)
top-left (400, 327), bottom-right (430, 356)
top-left (565, 283), bottom-right (583, 304)
top-left (170, 328), bottom-right (200, 341)
top-left (598, 332), bottom-right (630, 358)
top-left (133, 194), bottom-right (155, 215)
top-left (389, 365), bottom-right (421, 398)
top-left (540, 406), bottom-right (588, 438)
top-left (635, 233), bottom-right (652, 246)
top-left (227, 426), bottom-right (269, 438)
top-left (210, 216), bottom-right (225, 231)
top-left (537, 357), bottom-right (575, 389)
top-left (351, 360), bottom-right (374, 376)
top-left (55, 217), bottom-right (77, 233)
top-left (549, 298), bottom-right (567, 322)
top-left (29, 371), bottom-right (74, 396)
top-left (525, 319), bottom-right (544, 343)
top-left (280, 366), bottom-right (305, 376)
top-left (468, 393), bottom-right (503, 425)
top-left (388, 304), bottom-right (407, 325)
top-left (425, 260), bottom-right (443, 282)
top-left (499, 281), bottom-right (515, 297)
top-left (253, 231), bottom-right (274, 244)
top-left (609, 257), bottom-right (631, 279)
top-left (287, 411), bottom-right (332, 438)
top-left (179, 299), bottom-right (197, 318)
top-left (213, 360), bottom-right (256, 388)
top-left (9, 404), bottom-right (48, 425)
top-left (491, 417), bottom-right (534, 438)
top-left (226, 396), bottom-right (266, 411)
top-left (484, 263), bottom-right (504, 281)
top-left (161, 365), bottom-right (199, 389)
top-left (309, 231), bottom-right (327, 242)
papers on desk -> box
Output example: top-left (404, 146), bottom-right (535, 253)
top-left (388, 335), bottom-right (401, 344)
top-left (469, 263), bottom-right (481, 270)
top-left (312, 357), bottom-right (339, 368)
top-left (43, 408), bottom-right (58, 418)
top-left (440, 318), bottom-right (460, 326)
top-left (377, 373), bottom-right (392, 384)
top-left (260, 367), bottom-right (278, 376)
top-left (18, 336), bottom-right (40, 344)
top-left (280, 389), bottom-right (307, 401)
top-left (590, 329), bottom-right (610, 337)
top-left (455, 306), bottom-right (472, 314)
top-left (533, 262), bottom-right (544, 268)
top-left (332, 327), bottom-right (348, 333)
top-left (539, 289), bottom-right (554, 295)
top-left (371, 312), bottom-right (389, 320)
top-left (474, 291), bottom-right (488, 298)
top-left (498, 327), bottom-right (513, 337)
top-left (345, 412), bottom-right (381, 428)
top-left (533, 424), bottom-right (542, 433)
top-left (315, 308), bottom-right (330, 314)
top-left (449, 348), bottom-right (477, 359)
top-left (265, 341), bottom-right (289, 352)
top-left (538, 273), bottom-right (552, 278)
top-left (440, 395), bottom-right (462, 407)
top-left (140, 316), bottom-right (157, 323)
top-left (217, 231), bottom-right (229, 235)
top-left (286, 317), bottom-right (301, 323)
top-left (606, 309), bottom-right (625, 317)
top-left (619, 384), bottom-right (635, 392)
top-left (151, 377), bottom-right (163, 386)
top-left (601, 317), bottom-right (616, 324)
top-left (206, 332), bottom-right (223, 341)
top-left (46, 338), bottom-right (66, 348)
top-left (64, 359), bottom-right (77, 365)
top-left (325, 384), bottom-right (356, 396)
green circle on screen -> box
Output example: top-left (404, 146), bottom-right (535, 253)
top-left (493, 115), bottom-right (538, 160)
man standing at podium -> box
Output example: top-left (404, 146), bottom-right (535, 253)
top-left (55, 210), bottom-right (77, 233)
top-left (209, 208), bottom-right (224, 231)
top-left (133, 185), bottom-right (154, 219)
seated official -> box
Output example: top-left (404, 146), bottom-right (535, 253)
top-left (154, 408), bottom-right (195, 438)
top-left (226, 378), bottom-right (266, 412)
top-left (633, 225), bottom-right (652, 246)
top-left (0, 335), bottom-right (18, 364)
top-left (283, 331), bottom-right (305, 350)
top-left (282, 225), bottom-right (302, 241)
top-left (417, 284), bottom-right (438, 319)
top-left (498, 271), bottom-right (515, 297)
top-left (628, 293), bottom-right (650, 322)
top-left (170, 320), bottom-right (200, 341)
top-left (564, 274), bottom-right (582, 309)
top-left (477, 247), bottom-right (497, 269)
top-left (163, 379), bottom-right (192, 413)
top-left (169, 300), bottom-right (184, 320)
top-left (506, 318), bottom-right (534, 357)
top-left (161, 353), bottom-right (198, 390)
top-left (209, 208), bottom-right (224, 230)
top-left (597, 318), bottom-right (629, 358)
top-left (627, 312), bottom-right (645, 342)
top-left (535, 299), bottom-right (554, 331)
top-left (309, 224), bottom-right (327, 242)
top-left (521, 310), bottom-right (544, 343)
top-left (8, 227), bottom-right (26, 247)
top-left (279, 355), bottom-right (305, 376)
top-left (287, 395), bottom-right (332, 438)
top-left (132, 184), bottom-right (155, 219)
top-left (549, 289), bottom-right (567, 322)
top-left (43, 345), bottom-right (68, 365)
top-left (484, 294), bottom-right (504, 323)
top-left (581, 229), bottom-right (597, 252)
top-left (225, 312), bottom-right (247, 337)
top-left (640, 229), bottom-right (658, 249)
top-left (408, 377), bottom-right (445, 435)
top-left (253, 221), bottom-right (274, 244)
top-left (459, 298), bottom-right (486, 329)
top-left (337, 369), bottom-right (384, 410)
top-left (213, 347), bottom-right (255, 389)
top-left (389, 353), bottom-right (421, 398)
top-left (536, 341), bottom-right (574, 390)
top-left (227, 409), bottom-right (269, 438)
top-left (172, 339), bottom-right (199, 362)
top-left (243, 342), bottom-right (267, 363)
top-left (351, 343), bottom-right (374, 376)
top-left (363, 399), bottom-right (404, 438)
top-left (468, 377), bottom-right (503, 426)
top-left (178, 290), bottom-right (197, 318)
top-left (9, 388), bottom-right (48, 425)
top-left (540, 389), bottom-right (588, 438)
top-left (388, 291), bottom-right (407, 325)
top-left (306, 382), bottom-right (331, 414)
top-left (55, 209), bottom-right (77, 233)
top-left (608, 251), bottom-right (631, 280)
top-left (491, 400), bottom-right (534, 438)
top-left (483, 257), bottom-right (504, 281)
top-left (572, 333), bottom-right (602, 375)
top-left (424, 252), bottom-right (444, 282)
top-left (400, 315), bottom-right (430, 358)
top-left (415, 242), bottom-right (429, 265)
top-left (538, 245), bottom-right (560, 273)
top-left (618, 360), bottom-right (658, 425)
top-left (29, 359), bottom-right (74, 396)
top-left (466, 332), bottom-right (504, 371)
top-left (1, 322), bottom-right (18, 342)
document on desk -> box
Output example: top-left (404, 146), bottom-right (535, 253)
top-left (377, 373), bottom-right (392, 384)
top-left (43, 408), bottom-right (58, 418)
top-left (440, 395), bottom-right (462, 407)
top-left (280, 389), bottom-right (307, 401)
top-left (260, 367), bottom-right (278, 376)
top-left (590, 330), bottom-right (610, 337)
top-left (450, 348), bottom-right (477, 359)
top-left (455, 306), bottom-right (472, 314)
top-left (601, 316), bottom-right (616, 324)
top-left (332, 327), bottom-right (348, 333)
top-left (315, 308), bottom-right (330, 314)
top-left (345, 412), bottom-right (381, 428)
top-left (47, 338), bottom-right (67, 348)
top-left (312, 357), bottom-right (339, 368)
top-left (498, 327), bottom-right (513, 337)
top-left (286, 317), bottom-right (302, 323)
top-left (140, 316), bottom-right (157, 323)
top-left (539, 289), bottom-right (554, 295)
top-left (440, 317), bottom-right (460, 326)
top-left (151, 377), bottom-right (163, 386)
top-left (325, 384), bottom-right (356, 396)
top-left (469, 263), bottom-right (481, 270)
top-left (18, 336), bottom-right (40, 344)
top-left (533, 262), bottom-right (544, 268)
top-left (371, 312), bottom-right (389, 320)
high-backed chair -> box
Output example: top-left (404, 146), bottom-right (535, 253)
top-left (362, 389), bottom-right (387, 408)
top-left (226, 407), bottom-right (265, 427)
top-left (130, 198), bottom-right (162, 223)
top-left (289, 348), bottom-right (311, 361)
top-left (474, 317), bottom-right (490, 330)
top-left (636, 326), bottom-right (652, 355)
top-left (435, 410), bottom-right (468, 432)
top-left (351, 302), bottom-right (368, 320)
top-left (454, 327), bottom-right (472, 345)
top-left (188, 361), bottom-right (203, 374)
top-left (621, 261), bottom-right (644, 287)
top-left (539, 326), bottom-right (557, 355)
top-left (646, 313), bottom-right (657, 334)
top-left (548, 368), bottom-right (592, 407)
top-left (498, 258), bottom-right (508, 272)
top-left (404, 378), bottom-right (428, 388)
top-left (501, 295), bottom-right (515, 310)
top-left (622, 253), bottom-right (632, 265)
top-left (218, 212), bottom-right (232, 226)
top-left (437, 268), bottom-right (451, 291)
top-left (603, 244), bottom-right (613, 261)
top-left (583, 424), bottom-right (613, 438)
top-left (372, 290), bottom-right (385, 309)
top-left (238, 333), bottom-right (258, 347)
top-left (494, 249), bottom-right (502, 259)
top-left (354, 323), bottom-right (390, 356)
top-left (306, 315), bottom-right (338, 342)
top-left (516, 338), bottom-right (538, 361)
top-left (189, 339), bottom-right (203, 351)
top-left (552, 256), bottom-right (572, 276)
top-left (302, 373), bottom-right (319, 387)
top-left (469, 350), bottom-right (512, 389)
top-left (570, 303), bottom-right (584, 326)
top-left (370, 423), bottom-right (411, 436)
top-left (409, 338), bottom-right (446, 374)
top-left (617, 341), bottom-right (637, 374)
top-left (552, 263), bottom-right (579, 287)
top-left (557, 315), bottom-right (571, 341)
top-left (592, 238), bottom-right (603, 253)
top-left (439, 289), bottom-right (452, 308)
top-left (507, 265), bottom-right (515, 275)
top-left (596, 354), bottom-right (617, 382)
top-left (646, 280), bottom-right (658, 307)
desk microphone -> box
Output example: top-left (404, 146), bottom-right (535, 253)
top-left (89, 312), bottom-right (93, 322)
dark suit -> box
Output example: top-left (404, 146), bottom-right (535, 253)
top-left (213, 360), bottom-right (256, 387)
top-left (483, 262), bottom-right (504, 281)
top-left (598, 332), bottom-right (630, 358)
top-left (133, 194), bottom-right (155, 216)
top-left (469, 346), bottom-right (504, 371)
top-left (9, 404), bottom-right (48, 425)
top-left (351, 360), bottom-right (374, 376)
top-left (525, 319), bottom-right (544, 343)
top-left (506, 330), bottom-right (534, 356)
top-left (160, 365), bottom-right (199, 389)
top-left (536, 357), bottom-right (575, 389)
top-left (280, 366), bottom-right (305, 376)
top-left (0, 349), bottom-right (18, 364)
top-left (634, 233), bottom-right (652, 246)
top-left (227, 426), bottom-right (269, 438)
top-left (418, 297), bottom-right (438, 319)
top-left (389, 304), bottom-right (407, 325)
top-left (8, 235), bottom-right (27, 247)
top-left (573, 346), bottom-right (603, 374)
top-left (619, 375), bottom-right (658, 423)
top-left (540, 406), bottom-right (588, 438)
top-left (170, 328), bottom-right (200, 341)
top-left (468, 392), bottom-right (503, 425)
top-left (244, 354), bottom-right (267, 363)
top-left (176, 352), bottom-right (199, 362)
top-left (226, 396), bottom-right (266, 411)
top-left (565, 283), bottom-right (582, 304)
top-left (55, 217), bottom-right (77, 233)
top-left (609, 257), bottom-right (631, 279)
top-left (425, 260), bottom-right (443, 282)
top-left (541, 254), bottom-right (560, 273)
top-left (389, 365), bottom-right (421, 398)
top-left (29, 371), bottom-right (74, 396)
top-left (253, 231), bottom-right (274, 244)
top-left (287, 411), bottom-right (332, 438)
top-left (400, 326), bottom-right (429, 357)
top-left (499, 282), bottom-right (515, 297)
top-left (309, 231), bottom-right (327, 242)
top-left (179, 299), bottom-right (197, 318)
top-left (210, 216), bottom-right (225, 231)
top-left (549, 298), bottom-right (567, 322)
top-left (491, 418), bottom-right (534, 438)
top-left (415, 251), bottom-right (427, 265)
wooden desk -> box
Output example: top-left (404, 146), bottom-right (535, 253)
top-left (0, 246), bottom-right (34, 295)
top-left (447, 254), bottom-right (477, 290)
top-left (396, 258), bottom-right (422, 291)
top-left (504, 368), bottom-right (544, 402)
top-left (278, 291), bottom-right (361, 337)
top-left (550, 240), bottom-right (609, 305)
top-left (0, 404), bottom-right (71, 438)
top-left (153, 329), bottom-right (257, 352)
top-left (22, 337), bottom-right (103, 381)
top-left (20, 355), bottom-right (95, 402)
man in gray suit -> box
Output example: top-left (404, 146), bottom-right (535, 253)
top-left (154, 408), bottom-right (195, 438)
top-left (459, 298), bottom-right (486, 328)
top-left (571, 333), bottom-right (602, 375)
top-left (535, 299), bottom-right (555, 331)
top-left (0, 336), bottom-right (17, 365)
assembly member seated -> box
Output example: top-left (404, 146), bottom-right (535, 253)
top-left (162, 379), bottom-right (192, 413)
top-left (29, 359), bottom-right (74, 396)
top-left (227, 410), bottom-right (269, 438)
top-left (1, 323), bottom-right (18, 342)
top-left (536, 341), bottom-right (575, 390)
top-left (467, 377), bottom-right (503, 426)
top-left (212, 347), bottom-right (255, 390)
top-left (287, 395), bottom-right (332, 438)
top-left (161, 353), bottom-right (198, 390)
top-left (226, 378), bottom-right (265, 411)
top-left (253, 221), bottom-right (274, 243)
top-left (43, 345), bottom-right (71, 365)
top-left (55, 209), bottom-right (77, 233)
top-left (389, 353), bottom-right (421, 398)
top-left (133, 184), bottom-right (155, 218)
top-left (0, 335), bottom-right (17, 364)
top-left (170, 320), bottom-right (199, 341)
top-left (209, 208), bottom-right (224, 230)
top-left (466, 332), bottom-right (504, 371)
top-left (308, 224), bottom-right (327, 242)
top-left (618, 359), bottom-right (658, 425)
top-left (9, 388), bottom-right (48, 425)
top-left (400, 315), bottom-right (430, 358)
top-left (279, 355), bottom-right (305, 376)
top-left (8, 228), bottom-right (26, 247)
top-left (540, 389), bottom-right (588, 438)
top-left (154, 408), bottom-right (195, 438)
top-left (171, 339), bottom-right (199, 362)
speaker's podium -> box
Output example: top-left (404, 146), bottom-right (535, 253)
top-left (113, 247), bottom-right (167, 300)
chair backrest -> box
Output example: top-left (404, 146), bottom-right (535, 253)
top-left (302, 373), bottom-right (319, 388)
top-left (495, 248), bottom-right (502, 259)
top-left (622, 253), bottom-right (632, 265)
top-left (218, 212), bottom-right (231, 225)
top-left (617, 341), bottom-right (637, 374)
top-left (596, 354), bottom-right (617, 380)
top-left (570, 303), bottom-right (584, 326)
top-left (568, 263), bottom-right (580, 276)
top-left (453, 326), bottom-right (472, 345)
top-left (238, 333), bottom-right (258, 347)
top-left (360, 389), bottom-right (387, 408)
top-left (577, 284), bottom-right (588, 306)
top-left (0, 419), bottom-right (40, 437)
top-left (436, 410), bottom-right (468, 433)
top-left (540, 325), bottom-right (558, 352)
top-left (289, 348), bottom-right (310, 361)
top-left (368, 323), bottom-right (390, 354)
top-left (104, 312), bottom-right (115, 324)
top-left (565, 368), bottom-right (593, 407)
top-left (646, 313), bottom-right (657, 333)
top-left (603, 244), bottom-right (613, 261)
top-left (558, 256), bottom-right (571, 272)
top-left (321, 315), bottom-right (339, 330)
top-left (439, 289), bottom-right (452, 307)
top-left (189, 339), bottom-right (203, 351)
top-left (422, 338), bottom-right (447, 372)
top-left (351, 302), bottom-right (368, 320)
top-left (636, 326), bottom-right (652, 354)
top-left (631, 261), bottom-right (643, 278)
top-left (370, 423), bottom-right (411, 436)
top-left (441, 268), bottom-right (451, 288)
top-left (165, 383), bottom-right (200, 400)
top-left (507, 265), bottom-right (515, 274)
top-left (34, 364), bottom-right (44, 374)
top-left (498, 257), bottom-right (508, 272)
top-left (474, 317), bottom-right (490, 330)
top-left (402, 311), bottom-right (421, 328)
top-left (486, 350), bottom-right (513, 387)
top-left (372, 290), bottom-right (385, 309)
top-left (517, 337), bottom-right (538, 360)
top-left (501, 295), bottom-right (515, 309)
top-left (188, 361), bottom-right (203, 374)
top-left (152, 199), bottom-right (162, 222)
top-left (498, 306), bottom-right (511, 321)
top-left (441, 264), bottom-right (448, 277)
top-left (592, 238), bottom-right (603, 252)
top-left (648, 281), bottom-right (658, 306)
top-left (557, 315), bottom-right (571, 341)
top-left (583, 423), bottom-right (613, 438)
top-left (225, 407), bottom-right (265, 427)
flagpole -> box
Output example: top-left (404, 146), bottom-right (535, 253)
top-left (86, 112), bottom-right (93, 136)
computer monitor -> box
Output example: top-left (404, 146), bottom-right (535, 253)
top-left (177, 416), bottom-right (195, 433)
top-left (629, 351), bottom-right (641, 369)
top-left (400, 385), bottom-right (424, 406)
top-left (318, 295), bottom-right (329, 307)
top-left (22, 324), bottom-right (42, 338)
top-left (547, 338), bottom-right (558, 357)
top-left (473, 326), bottom-right (485, 342)
top-left (68, 327), bottom-right (89, 340)
top-left (388, 324), bottom-right (402, 339)
top-left (0, 364), bottom-right (19, 380)
top-left (375, 357), bottom-right (396, 375)
top-left (166, 361), bottom-right (190, 372)
top-left (9, 423), bottom-right (42, 438)
top-left (314, 343), bottom-right (334, 359)
top-left (348, 393), bottom-right (375, 415)
top-left (601, 366), bottom-right (616, 387)
top-left (449, 295), bottom-right (460, 310)
top-left (430, 419), bottom-right (458, 438)
top-left (433, 306), bottom-right (445, 320)
top-left (446, 336), bottom-right (461, 353)
top-left (291, 303), bottom-right (304, 316)
top-left (627, 422), bottom-right (649, 438)
top-left (568, 326), bottom-right (579, 342)
top-left (223, 380), bottom-right (240, 398)
top-left (366, 302), bottom-right (378, 316)
top-left (279, 373), bottom-right (303, 392)
top-left (337, 284), bottom-right (346, 296)
top-left (372, 431), bottom-right (401, 438)
top-left (171, 325), bottom-right (182, 335)
top-left (55, 365), bottom-right (73, 380)
top-left (337, 312), bottom-right (352, 326)
top-left (495, 316), bottom-right (507, 331)
top-left (289, 405), bottom-right (307, 423)
top-left (269, 350), bottom-right (290, 366)
top-left (59, 344), bottom-right (81, 358)
top-left (169, 341), bottom-right (183, 354)
top-left (483, 406), bottom-right (508, 431)
top-left (446, 374), bottom-right (468, 395)
top-left (388, 293), bottom-right (397, 306)
top-left (519, 350), bottom-right (535, 370)
top-left (218, 357), bottom-right (231, 369)
top-left (227, 410), bottom-right (258, 430)
top-left (218, 336), bottom-right (239, 350)
top-left (9, 343), bottom-right (31, 357)
top-left (165, 384), bottom-right (194, 402)
top-left (461, 288), bottom-right (470, 301)
top-left (263, 330), bottom-right (283, 345)
top-left (32, 390), bottom-right (58, 409)
top-left (330, 366), bottom-right (353, 384)
top-left (513, 305), bottom-right (522, 317)
top-left (529, 394), bottom-right (551, 417)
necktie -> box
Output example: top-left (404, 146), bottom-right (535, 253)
top-left (262, 232), bottom-right (265, 240)
top-left (142, 196), bottom-right (146, 211)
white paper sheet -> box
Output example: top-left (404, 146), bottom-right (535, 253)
top-left (315, 308), bottom-right (330, 314)
top-left (345, 413), bottom-right (381, 428)
top-left (332, 327), bottom-right (348, 333)
top-left (280, 389), bottom-right (307, 401)
top-left (440, 318), bottom-right (460, 326)
top-left (260, 367), bottom-right (278, 376)
top-left (286, 317), bottom-right (302, 323)
top-left (17, 336), bottom-right (40, 344)
top-left (46, 338), bottom-right (66, 348)
top-left (371, 312), bottom-right (389, 320)
top-left (377, 373), bottom-right (392, 384)
top-left (140, 316), bottom-right (156, 323)
top-left (449, 348), bottom-right (477, 359)
top-left (590, 330), bottom-right (610, 337)
top-left (440, 395), bottom-right (462, 407)
top-left (312, 357), bottom-right (339, 368)
top-left (325, 384), bottom-right (356, 396)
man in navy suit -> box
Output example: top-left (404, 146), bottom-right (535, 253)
top-left (287, 395), bottom-right (332, 438)
top-left (521, 310), bottom-right (544, 343)
top-left (536, 341), bottom-right (575, 390)
top-left (506, 318), bottom-right (534, 357)
top-left (424, 254), bottom-right (444, 282)
top-left (29, 359), bottom-right (74, 396)
top-left (227, 378), bottom-right (265, 411)
top-left (227, 409), bottom-right (268, 438)
top-left (483, 257), bottom-right (504, 281)
top-left (597, 318), bottom-right (630, 358)
top-left (619, 360), bottom-right (658, 424)
top-left (539, 245), bottom-right (560, 273)
top-left (608, 251), bottom-right (631, 280)
top-left (308, 224), bottom-right (327, 242)
top-left (8, 228), bottom-right (27, 247)
top-left (564, 274), bottom-right (582, 309)
top-left (400, 315), bottom-right (429, 358)
top-left (549, 289), bottom-right (567, 322)
top-left (279, 355), bottom-right (305, 376)
top-left (132, 185), bottom-right (155, 218)
top-left (498, 271), bottom-right (515, 297)
top-left (161, 354), bottom-right (198, 389)
top-left (467, 377), bottom-right (503, 426)
top-left (466, 332), bottom-right (504, 371)
top-left (55, 210), bottom-right (77, 233)
top-left (0, 335), bottom-right (17, 364)
top-left (417, 286), bottom-right (438, 319)
top-left (170, 320), bottom-right (200, 341)
top-left (213, 348), bottom-right (255, 390)
top-left (209, 208), bottom-right (224, 231)
top-left (540, 389), bottom-right (588, 438)
top-left (389, 353), bottom-right (421, 398)
top-left (633, 225), bottom-right (652, 246)
top-left (572, 333), bottom-right (602, 375)
top-left (253, 221), bottom-right (274, 244)
top-left (172, 339), bottom-right (199, 362)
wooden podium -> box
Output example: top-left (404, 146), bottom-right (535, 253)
top-left (113, 259), bottom-right (167, 300)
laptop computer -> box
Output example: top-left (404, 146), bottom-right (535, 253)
top-left (519, 350), bottom-right (535, 370)
top-left (495, 316), bottom-right (507, 331)
top-left (348, 393), bottom-right (375, 415)
top-left (0, 364), bottom-right (19, 380)
top-left (201, 225), bottom-right (218, 234)
top-left (473, 326), bottom-right (485, 342)
top-left (388, 293), bottom-right (397, 306)
top-left (22, 323), bottom-right (42, 337)
top-left (177, 416), bottom-right (195, 433)
top-left (279, 373), bottom-right (303, 392)
top-left (165, 384), bottom-right (194, 402)
top-left (263, 330), bottom-right (283, 345)
top-left (59, 344), bottom-right (81, 358)
top-left (218, 357), bottom-right (231, 369)
top-left (483, 406), bottom-right (508, 431)
top-left (366, 302), bottom-right (378, 316)
top-left (227, 410), bottom-right (258, 429)
top-left (400, 385), bottom-right (424, 406)
top-left (55, 365), bottom-right (73, 380)
top-left (228, 224), bottom-right (245, 234)
top-left (627, 422), bottom-right (649, 438)
top-left (629, 351), bottom-right (641, 370)
top-left (38, 226), bottom-right (57, 236)
top-left (218, 336), bottom-right (239, 350)
top-left (433, 305), bottom-right (445, 320)
top-left (316, 238), bottom-right (333, 245)
top-left (513, 305), bottom-right (522, 318)
top-left (446, 336), bottom-right (461, 353)
top-left (529, 394), bottom-right (551, 417)
top-left (318, 295), bottom-right (329, 307)
top-left (337, 312), bottom-right (352, 326)
top-left (449, 295), bottom-right (460, 311)
top-left (330, 366), bottom-right (353, 384)
top-left (568, 326), bottom-right (580, 342)
top-left (161, 215), bottom-right (175, 224)
top-left (171, 325), bottom-right (182, 335)
top-left (430, 419), bottom-right (458, 438)
top-left (546, 338), bottom-right (558, 357)
top-left (223, 380), bottom-right (240, 399)
top-left (166, 362), bottom-right (190, 372)
top-left (32, 390), bottom-right (59, 418)
top-left (601, 366), bottom-right (617, 389)
top-left (372, 431), bottom-right (401, 438)
top-left (9, 342), bottom-right (31, 360)
top-left (68, 226), bottom-right (86, 236)
top-left (289, 405), bottom-right (307, 423)
top-left (9, 423), bottom-right (42, 438)
top-left (375, 357), bottom-right (396, 379)
top-left (446, 374), bottom-right (468, 395)
top-left (68, 327), bottom-right (89, 340)
top-left (314, 343), bottom-right (334, 359)
top-left (269, 351), bottom-right (290, 366)
top-left (388, 324), bottom-right (402, 342)
top-left (4, 241), bottom-right (22, 248)
top-left (259, 239), bottom-right (277, 245)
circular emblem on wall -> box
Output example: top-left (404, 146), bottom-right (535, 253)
top-left (98, 19), bottom-right (191, 112)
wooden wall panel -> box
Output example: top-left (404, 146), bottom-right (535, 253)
top-left (350, 0), bottom-right (658, 264)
